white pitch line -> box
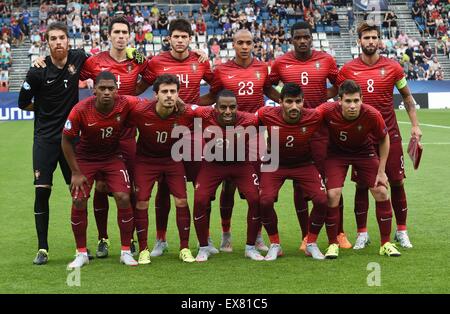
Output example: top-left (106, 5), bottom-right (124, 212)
top-left (398, 121), bottom-right (450, 129)
top-left (402, 142), bottom-right (450, 145)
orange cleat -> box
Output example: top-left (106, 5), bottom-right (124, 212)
top-left (337, 233), bottom-right (352, 249)
top-left (299, 236), bottom-right (307, 252)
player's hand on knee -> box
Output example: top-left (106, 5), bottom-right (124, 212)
top-left (374, 171), bottom-right (389, 189)
top-left (32, 56), bottom-right (46, 68)
top-left (71, 173), bottom-right (90, 199)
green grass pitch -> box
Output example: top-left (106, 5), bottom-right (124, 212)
top-left (0, 109), bottom-right (449, 294)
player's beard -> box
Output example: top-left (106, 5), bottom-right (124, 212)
top-left (51, 47), bottom-right (68, 61)
top-left (361, 45), bottom-right (377, 56)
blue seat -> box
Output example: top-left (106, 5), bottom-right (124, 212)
top-left (333, 25), bottom-right (340, 34)
top-left (316, 25), bottom-right (324, 33)
top-left (160, 29), bottom-right (168, 36)
top-left (153, 29), bottom-right (161, 36)
top-left (207, 29), bottom-right (215, 36)
top-left (325, 26), bottom-right (334, 34)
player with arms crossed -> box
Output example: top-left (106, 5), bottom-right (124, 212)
top-left (268, 22), bottom-right (344, 250)
top-left (18, 22), bottom-right (89, 265)
top-left (62, 72), bottom-right (138, 269)
top-left (335, 22), bottom-right (422, 249)
top-left (257, 83), bottom-right (329, 261)
top-left (193, 90), bottom-right (264, 262)
top-left (127, 74), bottom-right (197, 264)
top-left (317, 80), bottom-right (401, 259)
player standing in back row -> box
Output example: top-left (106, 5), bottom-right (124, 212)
top-left (198, 29), bottom-right (280, 253)
top-left (335, 22), bottom-right (422, 249)
top-left (268, 22), bottom-right (343, 250)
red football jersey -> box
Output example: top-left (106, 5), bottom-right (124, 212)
top-left (209, 59), bottom-right (272, 113)
top-left (127, 101), bottom-right (196, 159)
top-left (316, 102), bottom-right (388, 157)
top-left (269, 50), bottom-right (338, 108)
top-left (193, 106), bottom-right (258, 163)
top-left (79, 51), bottom-right (151, 140)
top-left (63, 95), bottom-right (138, 161)
top-left (336, 56), bottom-right (405, 142)
top-left (256, 106), bottom-right (323, 166)
top-left (142, 51), bottom-right (214, 103)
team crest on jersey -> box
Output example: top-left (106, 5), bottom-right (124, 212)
top-left (301, 127), bottom-right (307, 133)
top-left (127, 63), bottom-right (133, 73)
top-left (191, 63), bottom-right (198, 72)
top-left (68, 64), bottom-right (77, 75)
top-left (315, 61), bottom-right (321, 70)
top-left (357, 125), bottom-right (363, 131)
top-left (380, 67), bottom-right (386, 77)
top-left (255, 71), bottom-right (261, 80)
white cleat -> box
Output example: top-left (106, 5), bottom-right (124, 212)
top-left (220, 232), bottom-right (233, 252)
top-left (395, 230), bottom-right (413, 248)
top-left (67, 252), bottom-right (89, 270)
top-left (196, 246), bottom-right (211, 262)
top-left (120, 251), bottom-right (138, 266)
top-left (255, 233), bottom-right (269, 252)
top-left (305, 243), bottom-right (325, 260)
top-left (207, 237), bottom-right (220, 254)
top-left (150, 240), bottom-right (168, 257)
top-left (264, 243), bottom-right (283, 261)
top-left (353, 232), bottom-right (371, 250)
top-left (245, 245), bottom-right (265, 261)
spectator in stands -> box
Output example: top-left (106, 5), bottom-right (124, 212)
top-left (435, 36), bottom-right (448, 55)
top-left (383, 10), bottom-right (398, 38)
top-left (397, 31), bottom-right (409, 46)
top-left (436, 21), bottom-right (448, 37)
top-left (28, 41), bottom-right (41, 61)
top-left (407, 63), bottom-right (418, 80)
top-left (330, 7), bottom-right (339, 26)
top-left (435, 67), bottom-right (444, 80)
top-left (90, 41), bottom-right (100, 55)
top-left (10, 20), bottom-right (23, 46)
top-left (425, 11), bottom-right (437, 37)
top-left (158, 10), bottom-right (169, 30)
top-left (423, 43), bottom-right (434, 60)
top-left (196, 17), bottom-right (206, 35)
top-left (135, 28), bottom-right (145, 45)
top-left (0, 45), bottom-right (10, 70)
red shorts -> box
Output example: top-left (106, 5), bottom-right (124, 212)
top-left (352, 140), bottom-right (405, 184)
top-left (134, 155), bottom-right (187, 201)
top-left (119, 137), bottom-right (137, 181)
top-left (183, 160), bottom-right (201, 183)
top-left (195, 162), bottom-right (259, 201)
top-left (325, 157), bottom-right (379, 189)
top-left (73, 157), bottom-right (131, 199)
top-left (259, 164), bottom-right (326, 202)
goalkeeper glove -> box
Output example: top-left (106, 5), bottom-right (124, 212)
top-left (125, 47), bottom-right (145, 64)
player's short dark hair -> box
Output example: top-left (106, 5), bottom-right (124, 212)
top-left (169, 18), bottom-right (193, 36)
top-left (280, 83), bottom-right (304, 100)
top-left (290, 21), bottom-right (312, 37)
top-left (95, 71), bottom-right (117, 85)
top-left (45, 22), bottom-right (68, 41)
top-left (216, 89), bottom-right (236, 102)
top-left (153, 74), bottom-right (180, 93)
top-left (338, 80), bottom-right (362, 98)
top-left (108, 16), bottom-right (131, 34)
top-left (357, 22), bottom-right (380, 39)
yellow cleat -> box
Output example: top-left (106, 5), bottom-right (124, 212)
top-left (325, 243), bottom-right (339, 259)
top-left (379, 242), bottom-right (401, 257)
top-left (138, 248), bottom-right (151, 265)
top-left (337, 232), bottom-right (352, 249)
top-left (179, 248), bottom-right (195, 263)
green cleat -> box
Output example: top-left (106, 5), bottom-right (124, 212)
top-left (138, 248), bottom-right (151, 265)
top-left (96, 238), bottom-right (110, 258)
top-left (379, 242), bottom-right (401, 257)
top-left (325, 243), bottom-right (339, 259)
top-left (33, 249), bottom-right (48, 265)
top-left (179, 248), bottom-right (195, 263)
